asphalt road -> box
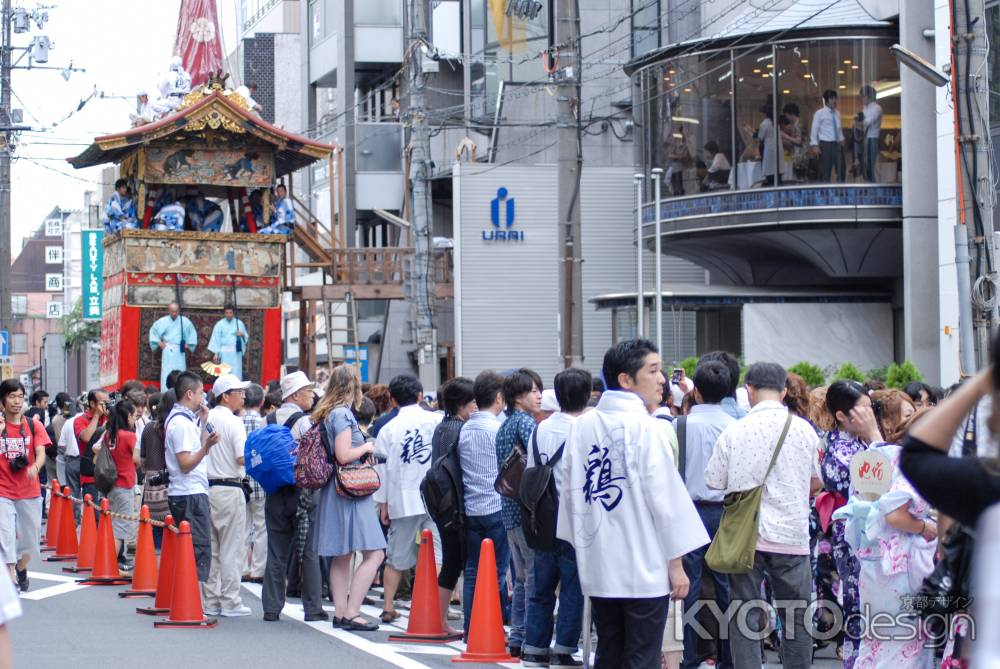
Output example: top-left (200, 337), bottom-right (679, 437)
top-left (11, 551), bottom-right (842, 669)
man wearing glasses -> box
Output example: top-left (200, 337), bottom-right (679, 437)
top-left (204, 374), bottom-right (252, 617)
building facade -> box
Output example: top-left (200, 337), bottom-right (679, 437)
top-left (7, 208), bottom-right (77, 379)
top-left (588, 0), bottom-right (967, 385)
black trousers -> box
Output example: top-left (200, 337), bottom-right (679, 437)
top-left (262, 486), bottom-right (324, 616)
top-left (591, 595), bottom-right (670, 669)
top-left (436, 524), bottom-right (463, 591)
top-left (818, 140), bottom-right (845, 183)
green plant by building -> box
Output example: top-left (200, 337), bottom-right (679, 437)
top-left (886, 361), bottom-right (924, 389)
top-left (788, 361), bottom-right (825, 388)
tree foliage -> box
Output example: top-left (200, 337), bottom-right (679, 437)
top-left (61, 298), bottom-right (101, 350)
top-left (787, 361), bottom-right (825, 388)
top-left (886, 361), bottom-right (924, 389)
top-left (832, 362), bottom-right (866, 383)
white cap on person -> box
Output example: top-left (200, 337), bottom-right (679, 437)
top-left (281, 371), bottom-right (313, 400)
top-left (213, 374), bottom-right (250, 396)
top-left (541, 388), bottom-right (560, 413)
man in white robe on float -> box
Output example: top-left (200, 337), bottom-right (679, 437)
top-left (149, 302), bottom-right (198, 390)
top-left (208, 306), bottom-right (248, 380)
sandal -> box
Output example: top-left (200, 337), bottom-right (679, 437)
top-left (344, 615), bottom-right (379, 631)
top-left (380, 610), bottom-right (401, 623)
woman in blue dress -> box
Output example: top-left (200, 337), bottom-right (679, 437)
top-left (311, 365), bottom-right (386, 631)
top-left (822, 380), bottom-right (884, 669)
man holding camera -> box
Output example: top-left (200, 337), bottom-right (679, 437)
top-left (204, 374), bottom-right (252, 617)
top-left (0, 379), bottom-right (49, 592)
top-left (73, 390), bottom-right (110, 508)
top-left (165, 372), bottom-right (220, 590)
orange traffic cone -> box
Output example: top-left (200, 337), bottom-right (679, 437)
top-left (452, 539), bottom-right (515, 663)
top-left (154, 520), bottom-right (217, 629)
top-left (120, 505), bottom-right (157, 598)
top-left (389, 528), bottom-right (462, 643)
top-left (137, 516), bottom-right (175, 616)
top-left (64, 494), bottom-right (97, 573)
top-left (42, 480), bottom-right (61, 552)
top-left (78, 499), bottom-right (130, 586)
top-left (47, 487), bottom-right (79, 562)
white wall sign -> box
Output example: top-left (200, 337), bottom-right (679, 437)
top-left (46, 302), bottom-right (63, 319)
top-left (45, 218), bottom-right (63, 237)
top-left (45, 273), bottom-right (63, 292)
top-left (45, 246), bottom-right (63, 264)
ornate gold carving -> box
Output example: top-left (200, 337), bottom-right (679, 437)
top-left (186, 107), bottom-right (246, 134)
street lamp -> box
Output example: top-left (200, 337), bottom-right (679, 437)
top-left (889, 44), bottom-right (948, 87)
top-left (650, 168), bottom-right (664, 355)
top-left (634, 173), bottom-right (645, 339)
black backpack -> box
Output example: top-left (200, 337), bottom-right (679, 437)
top-left (420, 429), bottom-right (465, 532)
top-left (518, 429), bottom-right (564, 552)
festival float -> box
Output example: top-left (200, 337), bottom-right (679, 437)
top-left (68, 77), bottom-right (334, 389)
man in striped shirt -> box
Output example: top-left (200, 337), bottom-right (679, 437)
top-left (457, 370), bottom-right (510, 639)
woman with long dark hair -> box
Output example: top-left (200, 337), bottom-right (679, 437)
top-left (140, 390), bottom-right (175, 548)
top-left (821, 380), bottom-right (882, 668)
top-left (93, 398), bottom-right (139, 572)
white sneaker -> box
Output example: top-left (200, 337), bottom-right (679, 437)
top-left (220, 605), bottom-right (253, 617)
top-left (204, 608), bottom-right (221, 616)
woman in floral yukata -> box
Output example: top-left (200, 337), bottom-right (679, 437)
top-left (833, 393), bottom-right (937, 669)
top-left (822, 380), bottom-right (884, 669)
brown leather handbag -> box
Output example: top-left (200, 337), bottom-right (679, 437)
top-left (494, 441), bottom-right (526, 499)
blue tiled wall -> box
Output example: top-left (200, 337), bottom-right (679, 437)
top-left (641, 186), bottom-right (903, 223)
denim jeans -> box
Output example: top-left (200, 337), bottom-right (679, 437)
top-left (682, 503), bottom-right (732, 669)
top-left (863, 137), bottom-right (879, 182)
top-left (524, 539), bottom-right (584, 656)
top-left (507, 526), bottom-right (535, 648)
top-left (463, 512), bottom-right (511, 638)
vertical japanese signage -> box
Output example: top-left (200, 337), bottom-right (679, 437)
top-left (81, 230), bottom-right (104, 321)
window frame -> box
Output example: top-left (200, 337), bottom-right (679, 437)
top-left (631, 0), bottom-right (661, 60)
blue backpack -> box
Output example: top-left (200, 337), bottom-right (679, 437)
top-left (245, 413), bottom-right (305, 494)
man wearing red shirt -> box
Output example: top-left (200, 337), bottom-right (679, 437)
top-left (0, 379), bottom-right (50, 592)
top-left (73, 390), bottom-right (110, 507)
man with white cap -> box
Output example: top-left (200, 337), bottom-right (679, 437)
top-left (204, 374), bottom-right (252, 617)
top-left (261, 370), bottom-right (328, 623)
top-left (153, 55), bottom-right (192, 118)
top-left (130, 89), bottom-right (154, 126)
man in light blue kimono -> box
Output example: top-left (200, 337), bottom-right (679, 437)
top-left (258, 184), bottom-right (295, 235)
top-left (186, 194), bottom-right (224, 232)
top-left (153, 195), bottom-right (186, 232)
top-left (149, 302), bottom-right (198, 390)
top-left (208, 306), bottom-right (248, 380)
top-left (102, 179), bottom-right (138, 233)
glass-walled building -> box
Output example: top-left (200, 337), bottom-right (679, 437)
top-left (635, 32), bottom-right (901, 198)
top-left (596, 7), bottom-right (913, 375)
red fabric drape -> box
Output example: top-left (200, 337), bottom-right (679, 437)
top-left (174, 0), bottom-right (223, 88)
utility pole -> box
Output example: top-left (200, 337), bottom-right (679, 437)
top-left (0, 0), bottom-right (12, 336)
top-left (407, 0), bottom-right (439, 389)
top-left (556, 0), bottom-right (582, 369)
top-left (953, 0), bottom-right (996, 370)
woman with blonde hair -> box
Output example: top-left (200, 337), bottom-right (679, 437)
top-left (312, 365), bottom-right (386, 631)
top-left (869, 389), bottom-right (916, 444)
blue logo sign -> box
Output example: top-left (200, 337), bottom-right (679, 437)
top-left (0, 331), bottom-right (7, 357)
top-left (483, 187), bottom-right (523, 241)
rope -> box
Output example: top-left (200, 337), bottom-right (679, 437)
top-left (53, 487), bottom-right (180, 533)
